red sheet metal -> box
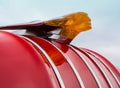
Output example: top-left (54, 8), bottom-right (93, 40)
top-left (0, 31), bottom-right (119, 88)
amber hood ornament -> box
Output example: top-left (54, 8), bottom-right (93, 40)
top-left (0, 12), bottom-right (91, 44)
top-left (45, 12), bottom-right (91, 39)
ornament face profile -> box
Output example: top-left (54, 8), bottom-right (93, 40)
top-left (45, 12), bottom-right (91, 40)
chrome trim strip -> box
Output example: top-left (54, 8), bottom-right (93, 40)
top-left (85, 50), bottom-right (120, 86)
top-left (85, 52), bottom-right (113, 88)
top-left (69, 46), bottom-right (102, 88)
top-left (22, 36), bottom-right (65, 88)
top-left (42, 39), bottom-right (85, 88)
top-left (101, 63), bottom-right (120, 86)
top-left (60, 52), bottom-right (85, 88)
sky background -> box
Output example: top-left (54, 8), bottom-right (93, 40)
top-left (0, 0), bottom-right (120, 67)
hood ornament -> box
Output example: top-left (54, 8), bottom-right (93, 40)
top-left (0, 12), bottom-right (91, 44)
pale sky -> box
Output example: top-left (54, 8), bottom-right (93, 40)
top-left (0, 0), bottom-right (120, 67)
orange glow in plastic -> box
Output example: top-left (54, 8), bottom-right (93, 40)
top-left (45, 12), bottom-right (91, 39)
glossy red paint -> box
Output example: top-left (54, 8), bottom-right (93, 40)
top-left (25, 36), bottom-right (80, 88)
top-left (0, 31), bottom-right (120, 88)
top-left (51, 41), bottom-right (99, 88)
top-left (81, 48), bottom-right (120, 87)
top-left (0, 31), bottom-right (60, 88)
top-left (74, 47), bottom-right (120, 88)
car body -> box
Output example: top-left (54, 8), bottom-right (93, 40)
top-left (0, 12), bottom-right (120, 87)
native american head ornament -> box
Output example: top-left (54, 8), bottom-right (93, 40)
top-left (0, 12), bottom-right (91, 44)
